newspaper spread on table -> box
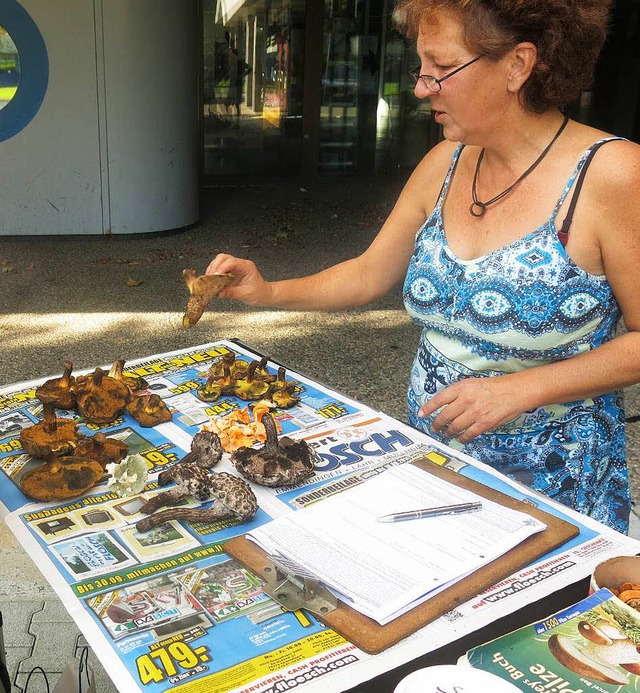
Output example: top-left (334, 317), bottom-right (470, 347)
top-left (0, 339), bottom-right (639, 693)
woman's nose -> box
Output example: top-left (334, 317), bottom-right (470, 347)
top-left (414, 79), bottom-right (431, 99)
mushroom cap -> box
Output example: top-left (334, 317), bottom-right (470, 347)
top-left (578, 621), bottom-right (614, 645)
top-left (75, 433), bottom-right (129, 468)
top-left (19, 415), bottom-right (79, 459)
top-left (186, 430), bottom-right (223, 469)
top-left (182, 270), bottom-right (233, 327)
top-left (126, 394), bottom-right (172, 427)
top-left (76, 368), bottom-right (131, 424)
top-left (208, 471), bottom-right (258, 522)
top-left (35, 362), bottom-right (77, 410)
top-left (231, 414), bottom-right (315, 487)
top-left (548, 634), bottom-right (628, 685)
top-left (20, 456), bottom-right (104, 501)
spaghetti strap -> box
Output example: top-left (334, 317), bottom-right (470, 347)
top-left (434, 145), bottom-right (464, 210)
top-left (552, 137), bottom-right (624, 246)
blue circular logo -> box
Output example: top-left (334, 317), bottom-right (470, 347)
top-left (0, 0), bottom-right (48, 141)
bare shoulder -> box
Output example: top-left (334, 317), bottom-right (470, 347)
top-left (399, 139), bottom-right (460, 215)
top-left (586, 138), bottom-right (640, 234)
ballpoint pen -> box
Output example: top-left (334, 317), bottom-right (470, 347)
top-left (377, 500), bottom-right (483, 523)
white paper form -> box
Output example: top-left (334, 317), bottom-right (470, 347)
top-left (248, 464), bottom-right (546, 625)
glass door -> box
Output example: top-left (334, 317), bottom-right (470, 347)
top-left (202, 0), bottom-right (307, 178)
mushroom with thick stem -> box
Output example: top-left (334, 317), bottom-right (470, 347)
top-left (75, 432), bottom-right (129, 468)
top-left (135, 471), bottom-right (258, 532)
top-left (548, 634), bottom-right (629, 685)
top-left (108, 358), bottom-right (149, 394)
top-left (35, 361), bottom-right (77, 410)
top-left (196, 366), bottom-right (234, 403)
top-left (231, 413), bottom-right (315, 487)
top-left (252, 356), bottom-right (277, 383)
top-left (126, 394), bottom-right (172, 427)
top-left (139, 464), bottom-right (212, 515)
top-left (20, 402), bottom-right (80, 458)
top-left (207, 352), bottom-right (236, 379)
top-left (269, 366), bottom-right (297, 393)
top-left (182, 269), bottom-right (233, 328)
top-left (75, 367), bottom-right (132, 424)
top-left (232, 361), bottom-right (271, 401)
top-left (177, 429), bottom-right (223, 470)
top-left (20, 456), bottom-right (104, 501)
top-left (270, 384), bottom-right (300, 409)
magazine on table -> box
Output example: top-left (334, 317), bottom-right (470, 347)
top-left (461, 588), bottom-right (640, 692)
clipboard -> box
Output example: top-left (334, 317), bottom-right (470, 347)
top-left (225, 456), bottom-right (580, 654)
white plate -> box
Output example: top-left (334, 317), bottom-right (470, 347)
top-left (394, 664), bottom-right (521, 692)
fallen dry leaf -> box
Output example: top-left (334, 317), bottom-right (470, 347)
top-left (126, 278), bottom-right (142, 287)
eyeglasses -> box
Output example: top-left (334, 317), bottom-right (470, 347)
top-left (409, 55), bottom-right (483, 92)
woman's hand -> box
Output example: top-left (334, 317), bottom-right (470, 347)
top-left (418, 375), bottom-right (528, 442)
top-left (206, 253), bottom-right (274, 306)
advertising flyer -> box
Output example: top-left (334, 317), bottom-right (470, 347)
top-left (2, 342), bottom-right (640, 693)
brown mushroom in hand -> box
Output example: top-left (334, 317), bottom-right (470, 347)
top-left (35, 361), bottom-right (77, 410)
top-left (231, 413), bottom-right (315, 487)
top-left (20, 456), bottom-right (104, 501)
top-left (75, 368), bottom-right (131, 424)
top-left (182, 269), bottom-right (233, 328)
top-left (108, 359), bottom-right (149, 394)
top-left (232, 361), bottom-right (271, 401)
top-left (20, 402), bottom-right (80, 458)
top-left (75, 433), bottom-right (129, 468)
top-left (126, 394), bottom-right (172, 427)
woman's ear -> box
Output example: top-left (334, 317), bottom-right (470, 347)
top-left (506, 42), bottom-right (537, 93)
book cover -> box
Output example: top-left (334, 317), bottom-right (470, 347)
top-left (464, 588), bottom-right (640, 692)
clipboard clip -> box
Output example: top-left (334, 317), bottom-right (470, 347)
top-left (260, 558), bottom-right (337, 617)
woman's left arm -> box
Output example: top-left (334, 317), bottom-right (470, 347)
top-left (421, 140), bottom-right (640, 442)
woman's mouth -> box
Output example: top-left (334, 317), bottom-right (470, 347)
top-left (433, 110), bottom-right (446, 123)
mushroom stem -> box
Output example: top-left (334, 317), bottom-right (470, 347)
top-left (92, 368), bottom-right (105, 387)
top-left (61, 361), bottom-right (74, 388)
top-left (136, 504), bottom-right (234, 532)
top-left (262, 413), bottom-right (280, 451)
top-left (41, 402), bottom-right (58, 434)
top-left (139, 487), bottom-right (189, 514)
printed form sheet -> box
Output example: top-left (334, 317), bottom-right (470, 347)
top-left (248, 464), bottom-right (546, 624)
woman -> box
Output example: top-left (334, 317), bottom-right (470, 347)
top-left (206, 0), bottom-right (640, 533)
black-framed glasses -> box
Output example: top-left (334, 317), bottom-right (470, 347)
top-left (409, 55), bottom-right (483, 92)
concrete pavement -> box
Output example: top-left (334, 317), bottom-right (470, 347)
top-left (1, 178), bottom-right (639, 692)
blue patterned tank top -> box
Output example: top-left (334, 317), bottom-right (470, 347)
top-left (403, 140), bottom-right (630, 533)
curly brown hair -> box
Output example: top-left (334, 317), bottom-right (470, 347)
top-left (394, 0), bottom-right (613, 113)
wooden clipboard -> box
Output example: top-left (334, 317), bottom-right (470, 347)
top-left (225, 457), bottom-right (579, 654)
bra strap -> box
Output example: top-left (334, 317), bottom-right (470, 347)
top-left (557, 138), bottom-right (622, 246)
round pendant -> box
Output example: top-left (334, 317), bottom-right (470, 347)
top-left (469, 201), bottom-right (486, 217)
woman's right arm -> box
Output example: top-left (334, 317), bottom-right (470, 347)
top-left (206, 141), bottom-right (456, 311)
